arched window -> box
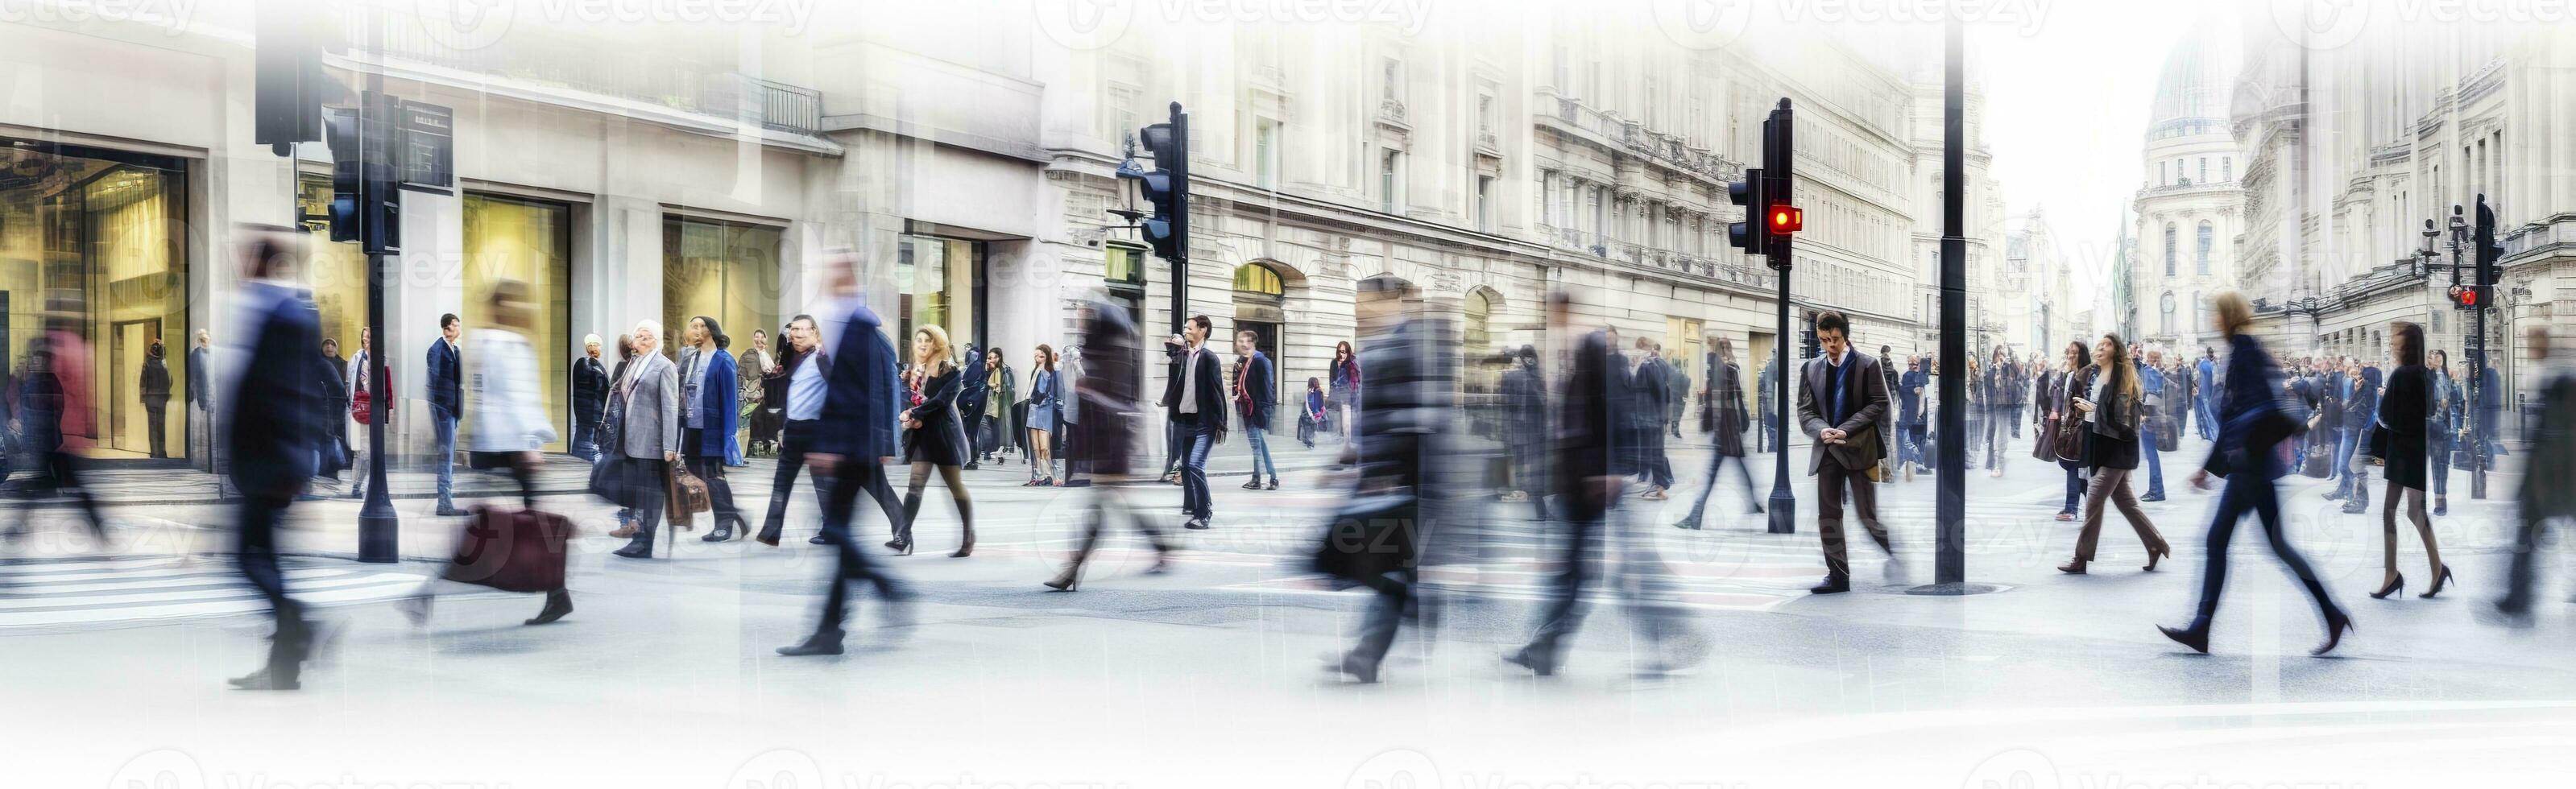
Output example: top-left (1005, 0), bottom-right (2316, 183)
top-left (1232, 263), bottom-right (1284, 297)
top-left (1464, 288), bottom-right (1496, 357)
top-left (2163, 223), bottom-right (2178, 277)
top-left (2160, 291), bottom-right (2177, 336)
top-left (2195, 221), bottom-right (2214, 276)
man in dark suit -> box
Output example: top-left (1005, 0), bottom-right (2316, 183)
top-left (427, 312), bottom-right (465, 516)
top-left (781, 253), bottom-right (913, 656)
top-left (223, 227), bottom-right (333, 690)
top-left (1232, 329), bottom-right (1278, 490)
top-left (1757, 356), bottom-right (1779, 453)
top-left (1161, 315), bottom-right (1227, 531)
top-left (1796, 311), bottom-right (1892, 594)
top-left (1628, 338), bottom-right (1671, 498)
top-left (957, 342), bottom-right (989, 470)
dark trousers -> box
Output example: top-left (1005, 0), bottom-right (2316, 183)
top-left (1348, 567), bottom-right (1414, 670)
top-left (814, 461), bottom-right (907, 636)
top-left (236, 494), bottom-right (309, 678)
top-left (1175, 416), bottom-right (1216, 518)
top-left (1520, 498), bottom-right (1693, 670)
top-left (1685, 452), bottom-right (1759, 520)
top-left (7, 449), bottom-right (106, 539)
top-left (1523, 505), bottom-right (1601, 666)
top-left (1061, 483), bottom-right (1169, 580)
top-left (682, 428), bottom-right (742, 529)
top-left (571, 419), bottom-right (599, 461)
top-left (2429, 435), bottom-right (2453, 496)
top-left (1815, 460), bottom-right (1889, 580)
top-left (2061, 465), bottom-right (2085, 514)
top-left (624, 457), bottom-right (670, 545)
top-left (145, 402), bottom-right (168, 457)
top-left (761, 420), bottom-right (830, 539)
top-left (2186, 465), bottom-right (2342, 630)
top-left (1510, 442), bottom-right (1550, 521)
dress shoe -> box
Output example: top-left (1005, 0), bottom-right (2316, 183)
top-left (963, 461), bottom-right (980, 470)
top-left (611, 540), bottom-right (653, 560)
top-left (2056, 560), bottom-right (2088, 574)
top-left (776, 631), bottom-right (845, 656)
top-left (1042, 572), bottom-right (1078, 592)
top-left (2143, 545), bottom-right (2169, 572)
top-left (1329, 655), bottom-right (1381, 684)
top-left (524, 589), bottom-right (573, 626)
top-left (437, 505), bottom-right (469, 517)
top-left (2368, 572), bottom-right (2405, 600)
top-left (1182, 517), bottom-right (1210, 531)
top-left (1808, 576), bottom-right (1851, 594)
top-left (1242, 478), bottom-right (1263, 490)
top-left (755, 525), bottom-right (781, 546)
top-left (884, 537), bottom-right (914, 556)
top-left (227, 667), bottom-right (300, 691)
top-left (809, 533), bottom-right (830, 545)
top-left (1672, 515), bottom-right (1702, 531)
top-left (2157, 622), bottom-right (2210, 655)
top-left (2419, 565), bottom-right (2455, 599)
top-left (1501, 647), bottom-right (1557, 677)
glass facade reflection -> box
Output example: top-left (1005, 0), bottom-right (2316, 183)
top-left (296, 173), bottom-right (368, 366)
top-left (662, 216), bottom-right (784, 358)
top-left (462, 194), bottom-right (573, 452)
top-left (897, 233), bottom-right (980, 361)
top-left (0, 138), bottom-right (190, 461)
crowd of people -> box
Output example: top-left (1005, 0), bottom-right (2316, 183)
top-left (10, 229), bottom-right (2575, 691)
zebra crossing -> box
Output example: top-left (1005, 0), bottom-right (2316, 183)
top-left (0, 556), bottom-right (433, 630)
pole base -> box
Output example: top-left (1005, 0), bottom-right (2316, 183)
top-left (1766, 490), bottom-right (1796, 534)
top-left (357, 489), bottom-right (400, 564)
top-left (1903, 582), bottom-right (2010, 596)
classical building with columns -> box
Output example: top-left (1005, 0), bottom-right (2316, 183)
top-left (2128, 19), bottom-right (2243, 357)
top-left (2234, 8), bottom-right (2574, 413)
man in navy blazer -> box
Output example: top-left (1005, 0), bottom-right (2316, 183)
top-left (1162, 315), bottom-right (1228, 531)
top-left (427, 313), bottom-right (464, 515)
top-left (1232, 329), bottom-right (1278, 490)
top-left (781, 253), bottom-right (912, 657)
top-left (224, 228), bottom-right (332, 690)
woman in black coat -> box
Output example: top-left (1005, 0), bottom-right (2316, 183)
top-left (2039, 341), bottom-right (2090, 521)
top-left (2371, 321), bottom-right (2450, 599)
top-left (2060, 333), bottom-right (2169, 573)
top-left (896, 325), bottom-right (975, 557)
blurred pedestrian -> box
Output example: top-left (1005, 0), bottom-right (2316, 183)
top-left (142, 337), bottom-right (172, 458)
top-left (895, 324), bottom-right (975, 556)
top-left (1985, 345), bottom-right (2014, 477)
top-left (404, 279), bottom-right (569, 626)
top-left (2059, 333), bottom-right (2169, 574)
top-left (602, 333), bottom-right (639, 538)
top-left (574, 334), bottom-right (608, 462)
top-left (2160, 291), bottom-right (2351, 656)
top-left (1320, 277), bottom-right (1446, 684)
top-left (1796, 311), bottom-right (1892, 594)
top-left (1163, 316), bottom-right (1227, 531)
top-left (1024, 345), bottom-right (1061, 485)
top-left (681, 316), bottom-right (750, 541)
top-left (756, 315), bottom-right (829, 545)
top-left (2367, 322), bottom-right (2449, 601)
top-left (2495, 327), bottom-right (2573, 625)
top-left (957, 341), bottom-right (989, 471)
top-left (312, 338), bottom-right (350, 490)
top-left (1630, 337), bottom-right (1672, 499)
top-left (428, 313), bottom-right (465, 516)
top-left (2194, 346), bottom-right (2220, 441)
top-left (2427, 349), bottom-right (2459, 515)
top-left (2040, 341), bottom-right (2089, 522)
top-left (1299, 376), bottom-right (1327, 449)
top-left (189, 328), bottom-right (212, 461)
top-left (1044, 295), bottom-right (1170, 592)
top-left (1233, 330), bottom-right (1279, 490)
top-left (1500, 346), bottom-right (1547, 520)
top-left (739, 329), bottom-right (774, 458)
top-left (780, 253), bottom-right (912, 656)
top-left (1676, 337), bottom-right (1759, 530)
top-left (1899, 354), bottom-right (1928, 479)
top-left (221, 227), bottom-right (333, 690)
top-left (2328, 356), bottom-right (2380, 513)
top-left (2138, 346), bottom-right (2169, 500)
top-left (610, 320), bottom-right (682, 560)
top-left (4, 308), bottom-right (109, 547)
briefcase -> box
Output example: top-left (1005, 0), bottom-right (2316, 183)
top-left (444, 506), bottom-right (574, 593)
top-left (667, 465), bottom-right (710, 530)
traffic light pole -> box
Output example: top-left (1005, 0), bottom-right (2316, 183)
top-left (1767, 254), bottom-right (1796, 534)
top-left (1932, 17), bottom-right (1967, 586)
top-left (356, 9), bottom-right (398, 563)
top-left (2470, 282), bottom-right (2487, 501)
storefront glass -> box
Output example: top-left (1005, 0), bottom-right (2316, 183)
top-left (0, 138), bottom-right (189, 461)
top-left (662, 216), bottom-right (784, 359)
top-left (296, 173), bottom-right (368, 370)
top-left (462, 193), bottom-right (574, 452)
top-left (896, 233), bottom-right (980, 364)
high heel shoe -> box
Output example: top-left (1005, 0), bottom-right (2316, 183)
top-left (2418, 565), bottom-right (2454, 599)
top-left (950, 530), bottom-right (975, 558)
top-left (2143, 545), bottom-right (2170, 572)
top-left (1042, 570), bottom-right (1077, 591)
top-left (2311, 611), bottom-right (2354, 656)
top-left (2368, 572), bottom-right (2405, 600)
top-left (2158, 622), bottom-right (2210, 655)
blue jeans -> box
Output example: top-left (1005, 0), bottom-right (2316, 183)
top-left (2195, 398), bottom-right (2218, 440)
top-left (2141, 419), bottom-right (2164, 497)
top-left (1178, 419), bottom-right (1216, 519)
top-left (432, 410), bottom-right (458, 507)
top-left (1244, 424), bottom-right (1277, 481)
top-left (2331, 427), bottom-right (2361, 491)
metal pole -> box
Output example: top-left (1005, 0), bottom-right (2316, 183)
top-left (1169, 101), bottom-right (1190, 337)
top-left (2471, 283), bottom-right (2487, 501)
top-left (355, 8), bottom-right (397, 563)
top-left (1933, 15), bottom-right (1967, 585)
top-left (1767, 255), bottom-right (1795, 534)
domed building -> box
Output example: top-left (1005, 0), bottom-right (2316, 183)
top-left (2127, 19), bottom-right (2245, 356)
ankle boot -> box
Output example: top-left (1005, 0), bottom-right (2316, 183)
top-left (950, 498), bottom-right (975, 558)
top-left (526, 589), bottom-right (573, 625)
top-left (888, 492), bottom-right (921, 553)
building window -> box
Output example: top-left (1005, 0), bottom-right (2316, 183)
top-left (2195, 221), bottom-right (2213, 276)
top-left (1476, 93), bottom-right (1496, 138)
top-left (2197, 157), bottom-right (2207, 183)
top-left (2160, 291), bottom-right (2176, 336)
top-left (1232, 262), bottom-right (1284, 296)
top-left (1381, 57), bottom-right (1404, 107)
top-left (662, 215), bottom-right (785, 370)
top-left (1104, 245), bottom-right (1145, 287)
top-left (2159, 161), bottom-right (2166, 185)
top-left (1475, 176), bottom-right (1494, 232)
top-left (2222, 157), bottom-right (2231, 181)
top-left (462, 193), bottom-right (575, 451)
top-left (3, 138), bottom-right (190, 460)
top-left (2164, 223), bottom-right (2177, 277)
top-left (1380, 150), bottom-right (1402, 213)
top-left (1254, 118), bottom-right (1280, 189)
top-left (897, 233), bottom-right (984, 358)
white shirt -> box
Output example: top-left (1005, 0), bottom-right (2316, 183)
top-left (1178, 345), bottom-right (1203, 415)
top-left (789, 348), bottom-right (826, 421)
top-left (2086, 370), bottom-right (2108, 424)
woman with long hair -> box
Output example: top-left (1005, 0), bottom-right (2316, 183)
top-left (1025, 344), bottom-right (1061, 486)
top-left (2160, 291), bottom-right (2351, 656)
top-left (2059, 333), bottom-right (2170, 573)
top-left (2371, 322), bottom-right (2451, 599)
top-left (1328, 340), bottom-right (1360, 443)
top-left (979, 346), bottom-right (1016, 465)
top-left (2043, 340), bottom-right (2091, 522)
top-left (894, 325), bottom-right (975, 557)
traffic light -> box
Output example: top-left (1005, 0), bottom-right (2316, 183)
top-left (1117, 102), bottom-right (1190, 264)
top-left (1760, 98), bottom-right (1797, 267)
top-left (325, 93), bottom-right (404, 254)
top-left (254, 1), bottom-right (343, 154)
top-left (1800, 312), bottom-right (1820, 359)
top-left (2474, 195), bottom-right (2503, 307)
top-left (1725, 167), bottom-right (1765, 254)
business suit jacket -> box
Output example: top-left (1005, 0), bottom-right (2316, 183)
top-left (1236, 350), bottom-right (1276, 431)
top-left (1551, 329), bottom-right (1622, 520)
top-left (686, 345), bottom-right (740, 458)
top-left (1162, 345), bottom-right (1228, 432)
top-left (1627, 357), bottom-right (1668, 430)
top-left (1796, 350), bottom-right (1889, 473)
top-left (188, 345), bottom-right (209, 409)
top-left (619, 350), bottom-right (682, 460)
top-left (427, 337), bottom-right (462, 418)
top-left (226, 282), bottom-right (329, 500)
top-left (814, 301), bottom-right (901, 461)
top-left (574, 355), bottom-right (608, 424)
top-left (2205, 333), bottom-right (2296, 479)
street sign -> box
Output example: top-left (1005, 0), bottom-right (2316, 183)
top-left (398, 100), bottom-right (453, 192)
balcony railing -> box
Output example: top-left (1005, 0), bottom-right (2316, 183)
top-left (350, 9), bottom-right (822, 135)
top-left (1547, 97), bottom-right (1739, 183)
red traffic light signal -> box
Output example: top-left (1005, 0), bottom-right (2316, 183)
top-left (2450, 284), bottom-right (2479, 309)
top-left (1768, 204), bottom-right (1803, 233)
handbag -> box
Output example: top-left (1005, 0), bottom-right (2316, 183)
top-left (1311, 491), bottom-right (1420, 587)
top-left (443, 505), bottom-right (574, 593)
top-left (350, 387), bottom-right (371, 425)
top-left (667, 465), bottom-right (710, 529)
top-left (2366, 421), bottom-right (2391, 461)
top-left (2052, 415), bottom-right (2085, 460)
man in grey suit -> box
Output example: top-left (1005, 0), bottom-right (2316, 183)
top-left (613, 319), bottom-right (684, 560)
top-left (1796, 311), bottom-right (1893, 594)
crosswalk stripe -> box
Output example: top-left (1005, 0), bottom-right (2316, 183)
top-left (0, 582), bottom-right (429, 627)
top-left (0, 557), bottom-right (438, 629)
top-left (0, 572), bottom-right (415, 609)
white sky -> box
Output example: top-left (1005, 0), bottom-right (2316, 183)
top-left (1974, 0), bottom-right (2242, 308)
